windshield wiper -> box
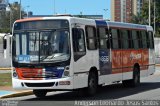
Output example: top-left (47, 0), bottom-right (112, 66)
top-left (40, 53), bottom-right (67, 62)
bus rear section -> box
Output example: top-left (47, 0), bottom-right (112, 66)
top-left (97, 21), bottom-right (155, 87)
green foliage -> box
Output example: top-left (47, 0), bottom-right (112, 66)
top-left (131, 1), bottom-right (160, 37)
top-left (0, 2), bottom-right (26, 33)
top-left (130, 13), bottom-right (148, 25)
top-left (0, 73), bottom-right (12, 86)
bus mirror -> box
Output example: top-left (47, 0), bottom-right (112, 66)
top-left (3, 37), bottom-right (7, 50)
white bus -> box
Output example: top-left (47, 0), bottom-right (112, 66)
top-left (10, 16), bottom-right (155, 97)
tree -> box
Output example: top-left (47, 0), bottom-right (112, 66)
top-left (131, 0), bottom-right (160, 37)
top-left (130, 13), bottom-right (148, 25)
top-left (0, 2), bottom-right (26, 33)
top-left (0, 0), bottom-right (3, 3)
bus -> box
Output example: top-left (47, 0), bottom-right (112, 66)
top-left (10, 16), bottom-right (155, 97)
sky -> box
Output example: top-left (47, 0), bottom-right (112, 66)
top-left (9, 0), bottom-right (111, 19)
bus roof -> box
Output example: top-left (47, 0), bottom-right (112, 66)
top-left (15, 16), bottom-right (153, 31)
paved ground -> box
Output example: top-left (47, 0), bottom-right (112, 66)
top-left (0, 91), bottom-right (15, 96)
top-left (0, 66), bottom-right (159, 106)
top-left (0, 70), bottom-right (11, 74)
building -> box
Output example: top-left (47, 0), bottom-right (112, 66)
top-left (0, 0), bottom-right (8, 10)
top-left (111, 0), bottom-right (145, 22)
top-left (0, 0), bottom-right (7, 29)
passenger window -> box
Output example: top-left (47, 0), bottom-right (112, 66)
top-left (121, 30), bottom-right (129, 49)
top-left (132, 30), bottom-right (139, 49)
top-left (98, 27), bottom-right (110, 49)
top-left (141, 31), bottom-right (147, 48)
top-left (111, 29), bottom-right (120, 49)
top-left (148, 32), bottom-right (154, 49)
top-left (86, 26), bottom-right (97, 50)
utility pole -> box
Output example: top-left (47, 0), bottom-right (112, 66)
top-left (149, 0), bottom-right (151, 26)
top-left (20, 0), bottom-right (21, 19)
top-left (154, 0), bottom-right (156, 36)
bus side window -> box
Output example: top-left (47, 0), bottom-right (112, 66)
top-left (141, 31), bottom-right (147, 49)
top-left (97, 27), bottom-right (110, 49)
top-left (72, 28), bottom-right (86, 61)
top-left (111, 29), bottom-right (120, 49)
top-left (128, 30), bottom-right (133, 49)
top-left (137, 31), bottom-right (143, 48)
top-left (85, 26), bottom-right (97, 50)
top-left (121, 30), bottom-right (129, 49)
top-left (148, 32), bottom-right (154, 49)
top-left (132, 30), bottom-right (139, 49)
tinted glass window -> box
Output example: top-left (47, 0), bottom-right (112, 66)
top-left (98, 27), bottom-right (110, 49)
top-left (72, 28), bottom-right (85, 52)
top-left (132, 30), bottom-right (139, 49)
top-left (14, 20), bottom-right (69, 30)
top-left (141, 31), bottom-right (147, 48)
top-left (148, 32), bottom-right (154, 49)
top-left (111, 29), bottom-right (120, 49)
top-left (86, 26), bottom-right (97, 50)
top-left (121, 30), bottom-right (129, 49)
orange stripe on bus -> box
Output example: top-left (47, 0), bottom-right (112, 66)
top-left (15, 17), bottom-right (43, 23)
top-left (111, 49), bottom-right (149, 74)
top-left (16, 68), bottom-right (43, 80)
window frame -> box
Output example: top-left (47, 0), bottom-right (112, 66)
top-left (120, 29), bottom-right (130, 49)
top-left (85, 26), bottom-right (97, 50)
top-left (97, 26), bottom-right (110, 49)
top-left (141, 31), bottom-right (148, 49)
top-left (110, 28), bottom-right (121, 49)
top-left (72, 28), bottom-right (86, 61)
top-left (148, 31), bottom-right (154, 49)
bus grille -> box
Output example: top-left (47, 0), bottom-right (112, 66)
top-left (16, 68), bottom-right (61, 80)
top-left (25, 82), bottom-right (55, 87)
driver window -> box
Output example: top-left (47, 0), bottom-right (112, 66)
top-left (72, 28), bottom-right (85, 52)
top-left (72, 28), bottom-right (86, 61)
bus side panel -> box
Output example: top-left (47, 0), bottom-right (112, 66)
top-left (141, 49), bottom-right (149, 77)
top-left (111, 50), bottom-right (123, 81)
top-left (148, 49), bottom-right (155, 75)
top-left (121, 49), bottom-right (148, 80)
top-left (99, 49), bottom-right (111, 75)
top-left (121, 49), bottom-right (133, 80)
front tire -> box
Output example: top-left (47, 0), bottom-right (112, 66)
top-left (87, 71), bottom-right (98, 96)
top-left (33, 90), bottom-right (47, 98)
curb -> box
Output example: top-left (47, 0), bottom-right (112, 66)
top-left (0, 68), bottom-right (12, 70)
top-left (156, 64), bottom-right (160, 66)
top-left (0, 90), bottom-right (33, 99)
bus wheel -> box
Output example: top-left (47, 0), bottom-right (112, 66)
top-left (87, 71), bottom-right (98, 96)
top-left (132, 67), bottom-right (140, 87)
top-left (33, 90), bottom-right (47, 98)
top-left (123, 67), bottom-right (140, 87)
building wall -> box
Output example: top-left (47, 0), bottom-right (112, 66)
top-left (0, 34), bottom-right (11, 67)
top-left (111, 0), bottom-right (115, 21)
top-left (111, 0), bottom-right (145, 22)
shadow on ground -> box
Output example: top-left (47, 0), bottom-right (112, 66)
top-left (25, 82), bottom-right (160, 101)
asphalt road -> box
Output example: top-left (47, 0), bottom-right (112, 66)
top-left (2, 67), bottom-right (160, 106)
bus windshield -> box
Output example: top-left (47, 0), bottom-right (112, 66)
top-left (12, 20), bottom-right (70, 64)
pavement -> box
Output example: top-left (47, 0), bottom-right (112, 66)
top-left (0, 86), bottom-right (33, 99)
top-left (0, 68), bottom-right (33, 99)
top-left (0, 64), bottom-right (160, 99)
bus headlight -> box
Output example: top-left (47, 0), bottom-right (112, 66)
top-left (63, 66), bottom-right (70, 77)
top-left (13, 68), bottom-right (18, 79)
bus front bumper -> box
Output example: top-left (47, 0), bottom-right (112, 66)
top-left (12, 77), bottom-right (73, 90)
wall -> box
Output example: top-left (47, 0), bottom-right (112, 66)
top-left (0, 34), bottom-right (11, 67)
